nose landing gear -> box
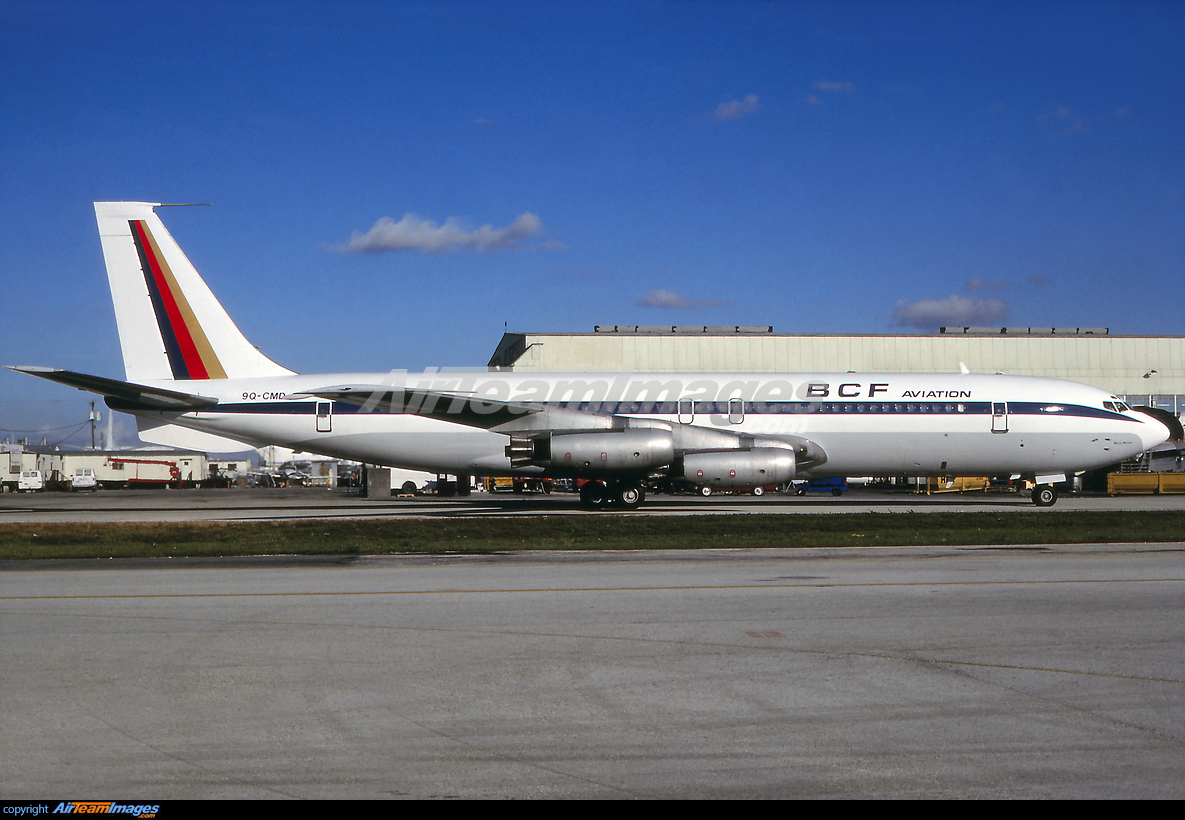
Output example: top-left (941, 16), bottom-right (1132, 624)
top-left (1031, 484), bottom-right (1058, 507)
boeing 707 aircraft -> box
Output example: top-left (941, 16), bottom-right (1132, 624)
top-left (10, 202), bottom-right (1175, 508)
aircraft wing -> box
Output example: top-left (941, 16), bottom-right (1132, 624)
top-left (298, 384), bottom-right (692, 435)
top-left (296, 384), bottom-right (590, 431)
top-left (298, 384), bottom-right (827, 467)
top-left (7, 366), bottom-right (219, 411)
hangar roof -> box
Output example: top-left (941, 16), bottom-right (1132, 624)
top-left (487, 328), bottom-right (1184, 397)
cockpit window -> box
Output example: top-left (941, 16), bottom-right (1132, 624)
top-left (1104, 401), bottom-right (1116, 412)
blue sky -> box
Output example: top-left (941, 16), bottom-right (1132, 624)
top-left (2, 0), bottom-right (1183, 447)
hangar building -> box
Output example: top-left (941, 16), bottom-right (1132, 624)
top-left (487, 326), bottom-right (1185, 423)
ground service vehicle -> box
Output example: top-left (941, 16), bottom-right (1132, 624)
top-left (18, 470), bottom-right (44, 492)
top-left (795, 477), bottom-right (848, 496)
top-left (71, 468), bottom-right (98, 491)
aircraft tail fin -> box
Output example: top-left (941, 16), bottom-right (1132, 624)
top-left (94, 202), bottom-right (294, 382)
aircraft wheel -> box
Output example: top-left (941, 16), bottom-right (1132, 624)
top-left (699, 485), bottom-right (713, 497)
top-left (613, 482), bottom-right (646, 510)
top-left (751, 486), bottom-right (765, 497)
top-left (1031, 484), bottom-right (1058, 507)
top-left (579, 480), bottom-right (609, 509)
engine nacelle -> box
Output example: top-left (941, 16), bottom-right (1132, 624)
top-left (682, 447), bottom-right (797, 489)
top-left (509, 429), bottom-right (675, 474)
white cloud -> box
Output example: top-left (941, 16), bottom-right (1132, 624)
top-left (636, 289), bottom-right (729, 309)
top-left (714, 94), bottom-right (760, 121)
top-left (337, 212), bottom-right (544, 254)
top-left (892, 295), bottom-right (1009, 329)
top-left (813, 79), bottom-right (856, 94)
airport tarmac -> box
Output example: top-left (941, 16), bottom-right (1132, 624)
top-left (2, 543), bottom-right (1182, 798)
top-left (2, 485), bottom-right (1185, 522)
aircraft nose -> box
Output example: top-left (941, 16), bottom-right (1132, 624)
top-left (1141, 417), bottom-right (1171, 451)
top-left (1132, 406), bottom-right (1179, 451)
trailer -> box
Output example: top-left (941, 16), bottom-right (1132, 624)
top-left (3, 446), bottom-right (35, 492)
top-left (102, 452), bottom-right (206, 488)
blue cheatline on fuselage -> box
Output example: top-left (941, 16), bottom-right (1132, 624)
top-left (183, 398), bottom-right (1137, 424)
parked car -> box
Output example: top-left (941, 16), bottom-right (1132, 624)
top-left (71, 468), bottom-right (99, 491)
top-left (18, 470), bottom-right (44, 492)
top-left (794, 477), bottom-right (848, 497)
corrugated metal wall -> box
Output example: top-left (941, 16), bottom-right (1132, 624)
top-left (493, 332), bottom-right (1184, 397)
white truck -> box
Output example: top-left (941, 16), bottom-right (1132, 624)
top-left (18, 470), bottom-right (44, 492)
top-left (70, 467), bottom-right (99, 491)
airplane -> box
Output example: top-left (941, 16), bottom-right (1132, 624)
top-left (9, 201), bottom-right (1177, 509)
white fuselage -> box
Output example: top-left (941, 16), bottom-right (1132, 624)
top-left (124, 370), bottom-right (1169, 480)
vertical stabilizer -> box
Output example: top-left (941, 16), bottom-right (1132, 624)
top-left (95, 202), bottom-right (294, 381)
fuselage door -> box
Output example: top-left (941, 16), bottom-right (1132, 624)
top-left (678, 398), bottom-right (694, 424)
top-left (316, 401), bottom-right (332, 433)
top-left (991, 402), bottom-right (1008, 433)
top-left (729, 398), bottom-right (745, 425)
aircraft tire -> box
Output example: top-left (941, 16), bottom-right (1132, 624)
top-left (1031, 484), bottom-right (1058, 507)
top-left (699, 486), bottom-right (713, 497)
top-left (613, 481), bottom-right (646, 510)
top-left (579, 480), bottom-right (609, 509)
top-left (751, 486), bottom-right (765, 497)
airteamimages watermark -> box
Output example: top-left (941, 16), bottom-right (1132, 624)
top-left (2, 805), bottom-right (159, 818)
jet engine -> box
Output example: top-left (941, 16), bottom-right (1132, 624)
top-left (681, 447), bottom-right (797, 489)
top-left (506, 428), bottom-right (675, 474)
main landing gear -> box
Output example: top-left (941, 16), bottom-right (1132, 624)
top-left (1031, 484), bottom-right (1058, 507)
top-left (579, 479), bottom-right (646, 510)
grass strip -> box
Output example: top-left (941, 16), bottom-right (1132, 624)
top-left (1, 511), bottom-right (1183, 560)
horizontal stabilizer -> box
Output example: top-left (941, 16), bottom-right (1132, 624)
top-left (7, 366), bottom-right (218, 411)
